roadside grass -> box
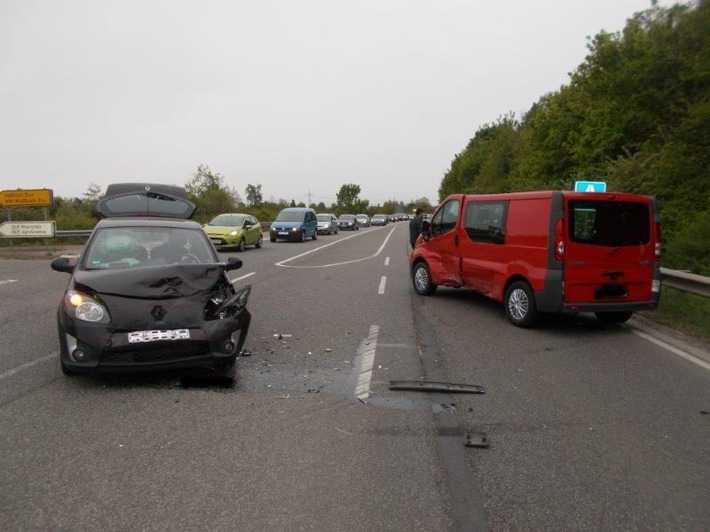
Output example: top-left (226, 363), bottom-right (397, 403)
top-left (642, 286), bottom-right (710, 339)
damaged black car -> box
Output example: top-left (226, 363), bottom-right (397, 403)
top-left (51, 184), bottom-right (251, 380)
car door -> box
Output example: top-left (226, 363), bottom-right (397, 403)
top-left (249, 216), bottom-right (261, 244)
top-left (427, 197), bottom-right (463, 286)
top-left (459, 199), bottom-right (509, 296)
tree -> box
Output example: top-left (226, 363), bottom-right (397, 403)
top-left (245, 184), bottom-right (263, 207)
top-left (290, 199), bottom-right (296, 207)
top-left (83, 183), bottom-right (102, 201)
top-left (185, 164), bottom-right (236, 222)
top-left (336, 183), bottom-right (362, 212)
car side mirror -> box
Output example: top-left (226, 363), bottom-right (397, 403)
top-left (225, 257), bottom-right (243, 272)
top-left (51, 256), bottom-right (76, 274)
top-left (422, 220), bottom-right (432, 241)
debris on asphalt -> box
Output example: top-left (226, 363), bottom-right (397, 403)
top-left (324, 348), bottom-right (333, 353)
top-left (701, 410), bottom-right (709, 415)
top-left (389, 380), bottom-right (485, 394)
top-left (464, 432), bottom-right (490, 449)
top-left (238, 349), bottom-right (253, 357)
top-left (273, 333), bottom-right (293, 340)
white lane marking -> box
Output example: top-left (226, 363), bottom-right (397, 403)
top-left (230, 272), bottom-right (255, 284)
top-left (277, 225), bottom-right (397, 269)
top-left (378, 276), bottom-right (387, 295)
top-left (384, 257), bottom-right (390, 266)
top-left (632, 329), bottom-right (710, 372)
top-left (0, 352), bottom-right (57, 381)
top-left (0, 279), bottom-right (18, 286)
top-left (354, 325), bottom-right (380, 401)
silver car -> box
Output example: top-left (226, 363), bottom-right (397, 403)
top-left (356, 214), bottom-right (370, 227)
top-left (317, 213), bottom-right (339, 235)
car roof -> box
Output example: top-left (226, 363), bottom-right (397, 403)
top-left (95, 218), bottom-right (203, 230)
top-left (281, 207), bottom-right (313, 212)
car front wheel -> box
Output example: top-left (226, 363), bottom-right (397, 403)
top-left (504, 281), bottom-right (538, 327)
top-left (412, 262), bottom-right (437, 296)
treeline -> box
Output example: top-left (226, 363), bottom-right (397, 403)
top-left (439, 2), bottom-right (710, 274)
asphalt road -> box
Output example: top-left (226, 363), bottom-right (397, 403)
top-left (1, 223), bottom-right (709, 531)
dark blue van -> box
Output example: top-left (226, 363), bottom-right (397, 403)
top-left (270, 208), bottom-right (318, 242)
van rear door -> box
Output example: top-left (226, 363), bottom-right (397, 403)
top-left (563, 195), bottom-right (656, 304)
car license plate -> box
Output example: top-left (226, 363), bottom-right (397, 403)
top-left (278, 231), bottom-right (289, 236)
top-left (210, 238), bottom-right (221, 243)
top-left (128, 329), bottom-right (190, 344)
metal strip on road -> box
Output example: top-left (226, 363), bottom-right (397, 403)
top-left (384, 256), bottom-right (390, 266)
top-left (275, 225), bottom-right (396, 269)
top-left (0, 279), bottom-right (18, 286)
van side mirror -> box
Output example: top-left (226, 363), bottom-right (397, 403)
top-left (421, 220), bottom-right (432, 241)
top-left (225, 257), bottom-right (243, 272)
top-left (51, 256), bottom-right (76, 274)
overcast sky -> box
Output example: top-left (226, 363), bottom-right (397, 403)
top-left (1, 0), bottom-right (656, 205)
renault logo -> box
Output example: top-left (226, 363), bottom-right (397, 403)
top-left (151, 305), bottom-right (166, 321)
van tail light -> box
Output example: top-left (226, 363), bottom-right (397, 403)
top-left (554, 218), bottom-right (565, 262)
top-left (654, 223), bottom-right (662, 258)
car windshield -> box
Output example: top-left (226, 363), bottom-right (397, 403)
top-left (373, 215), bottom-right (385, 219)
top-left (317, 214), bottom-right (332, 221)
top-left (208, 214), bottom-right (246, 227)
top-left (340, 215), bottom-right (355, 220)
top-left (569, 200), bottom-right (650, 246)
top-left (84, 227), bottom-right (216, 270)
top-left (276, 211), bottom-right (306, 222)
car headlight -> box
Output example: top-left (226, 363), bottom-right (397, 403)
top-left (230, 230), bottom-right (240, 236)
top-left (292, 227), bottom-right (299, 232)
top-left (65, 290), bottom-right (110, 323)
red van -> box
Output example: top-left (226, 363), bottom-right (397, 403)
top-left (410, 191), bottom-right (661, 327)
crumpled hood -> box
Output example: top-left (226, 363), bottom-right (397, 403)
top-left (73, 264), bottom-right (225, 300)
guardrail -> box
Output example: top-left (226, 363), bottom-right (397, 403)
top-left (55, 229), bottom-right (92, 238)
top-left (660, 267), bottom-right (710, 298)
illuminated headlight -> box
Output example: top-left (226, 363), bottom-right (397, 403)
top-left (230, 230), bottom-right (239, 236)
top-left (652, 280), bottom-right (661, 293)
top-left (292, 227), bottom-right (299, 232)
top-left (65, 290), bottom-right (109, 323)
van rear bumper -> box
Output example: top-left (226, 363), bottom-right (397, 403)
top-left (562, 300), bottom-right (658, 313)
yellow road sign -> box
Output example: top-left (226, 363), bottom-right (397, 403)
top-left (0, 189), bottom-right (54, 208)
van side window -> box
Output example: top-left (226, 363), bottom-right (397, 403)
top-left (431, 200), bottom-right (460, 235)
top-left (464, 201), bottom-right (508, 244)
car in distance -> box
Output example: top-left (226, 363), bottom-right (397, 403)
top-left (410, 191), bottom-right (661, 327)
top-left (317, 213), bottom-right (339, 235)
top-left (393, 213), bottom-right (406, 221)
top-left (371, 214), bottom-right (388, 226)
top-left (51, 183), bottom-right (251, 380)
top-left (270, 208), bottom-right (318, 242)
top-left (337, 214), bottom-right (359, 231)
top-left (356, 214), bottom-right (371, 227)
top-left (204, 213), bottom-right (263, 251)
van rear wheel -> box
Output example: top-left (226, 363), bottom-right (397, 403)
top-left (595, 311), bottom-right (632, 325)
top-left (504, 281), bottom-right (538, 328)
top-left (412, 262), bottom-right (437, 296)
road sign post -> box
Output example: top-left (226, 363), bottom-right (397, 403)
top-left (0, 221), bottom-right (56, 239)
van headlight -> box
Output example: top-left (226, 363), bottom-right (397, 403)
top-left (65, 290), bottom-right (110, 323)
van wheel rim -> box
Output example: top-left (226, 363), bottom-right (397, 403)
top-left (414, 266), bottom-right (429, 291)
top-left (508, 288), bottom-right (529, 321)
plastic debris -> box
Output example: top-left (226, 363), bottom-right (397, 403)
top-left (464, 432), bottom-right (489, 449)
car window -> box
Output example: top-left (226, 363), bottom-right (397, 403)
top-left (276, 210), bottom-right (305, 222)
top-left (84, 227), bottom-right (216, 270)
top-left (209, 214), bottom-right (246, 227)
top-left (464, 201), bottom-right (508, 244)
top-left (432, 200), bottom-right (460, 235)
top-left (569, 201), bottom-right (649, 246)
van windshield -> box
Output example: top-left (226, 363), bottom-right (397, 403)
top-left (569, 201), bottom-right (650, 246)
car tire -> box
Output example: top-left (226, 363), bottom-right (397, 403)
top-left (504, 281), bottom-right (538, 328)
top-left (215, 359), bottom-right (236, 381)
top-left (237, 239), bottom-right (245, 252)
top-left (60, 359), bottom-right (77, 377)
top-left (312, 231), bottom-right (317, 241)
top-left (412, 261), bottom-right (437, 296)
top-left (300, 232), bottom-right (305, 242)
top-left (595, 311), bottom-right (633, 325)
top-left (270, 236), bottom-right (276, 243)
top-left (255, 235), bottom-right (262, 248)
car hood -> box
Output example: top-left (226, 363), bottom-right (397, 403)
top-left (204, 225), bottom-right (241, 235)
top-left (73, 264), bottom-right (225, 300)
top-left (272, 221), bottom-right (303, 229)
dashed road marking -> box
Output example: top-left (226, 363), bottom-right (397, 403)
top-left (632, 329), bottom-right (710, 372)
top-left (230, 272), bottom-right (255, 284)
top-left (354, 325), bottom-right (380, 401)
top-left (276, 225), bottom-right (396, 269)
top-left (378, 276), bottom-right (387, 295)
top-left (0, 279), bottom-right (18, 286)
top-left (0, 352), bottom-right (57, 381)
top-left (384, 257), bottom-right (390, 266)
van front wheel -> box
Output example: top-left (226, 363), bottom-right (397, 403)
top-left (412, 262), bottom-right (437, 296)
top-left (504, 281), bottom-right (538, 327)
top-left (595, 311), bottom-right (632, 325)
